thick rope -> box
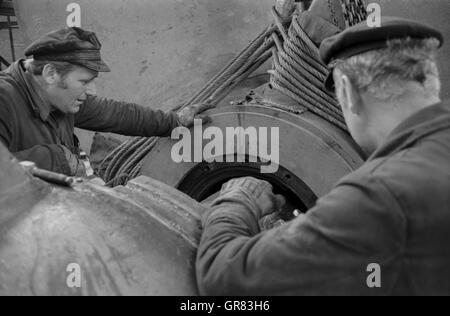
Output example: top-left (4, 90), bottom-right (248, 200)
top-left (340, 0), bottom-right (368, 28)
top-left (269, 0), bottom-right (368, 131)
top-left (270, 14), bottom-right (347, 130)
top-left (181, 25), bottom-right (278, 109)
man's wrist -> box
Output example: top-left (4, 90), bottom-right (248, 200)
top-left (211, 188), bottom-right (262, 221)
top-left (204, 198), bottom-right (261, 235)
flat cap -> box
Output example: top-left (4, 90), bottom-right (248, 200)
top-left (319, 16), bottom-right (444, 92)
top-left (24, 27), bottom-right (111, 73)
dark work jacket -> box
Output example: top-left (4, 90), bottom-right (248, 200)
top-left (197, 101), bottom-right (450, 296)
top-left (0, 60), bottom-right (178, 175)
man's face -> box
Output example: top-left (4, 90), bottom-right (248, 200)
top-left (48, 66), bottom-right (98, 114)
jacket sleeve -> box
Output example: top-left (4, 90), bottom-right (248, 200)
top-left (0, 97), bottom-right (72, 175)
top-left (196, 175), bottom-right (407, 296)
top-left (74, 96), bottom-right (179, 137)
top-left (12, 145), bottom-right (72, 175)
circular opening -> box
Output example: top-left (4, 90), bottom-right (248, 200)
top-left (177, 156), bottom-right (317, 220)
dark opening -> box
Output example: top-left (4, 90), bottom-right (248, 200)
top-left (177, 156), bottom-right (317, 221)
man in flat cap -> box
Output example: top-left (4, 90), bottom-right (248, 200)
top-left (196, 17), bottom-right (450, 295)
top-left (0, 27), bottom-right (212, 176)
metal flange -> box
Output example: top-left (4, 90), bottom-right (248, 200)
top-left (141, 104), bottom-right (364, 208)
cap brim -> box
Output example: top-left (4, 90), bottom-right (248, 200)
top-left (76, 60), bottom-right (111, 73)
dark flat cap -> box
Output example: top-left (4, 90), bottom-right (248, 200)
top-left (319, 16), bottom-right (444, 91)
top-left (25, 27), bottom-right (110, 72)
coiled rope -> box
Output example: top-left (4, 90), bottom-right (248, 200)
top-left (101, 0), bottom-right (367, 187)
top-left (340, 0), bottom-right (368, 28)
top-left (269, 0), bottom-right (367, 131)
top-left (270, 12), bottom-right (348, 130)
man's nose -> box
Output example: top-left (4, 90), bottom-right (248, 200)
top-left (85, 81), bottom-right (97, 96)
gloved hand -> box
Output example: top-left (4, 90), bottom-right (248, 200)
top-left (259, 212), bottom-right (287, 231)
top-left (61, 146), bottom-right (86, 177)
top-left (176, 100), bottom-right (216, 128)
top-left (214, 177), bottom-right (286, 220)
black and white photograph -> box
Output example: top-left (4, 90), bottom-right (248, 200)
top-left (0, 0), bottom-right (449, 299)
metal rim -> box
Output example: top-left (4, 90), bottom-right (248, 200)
top-left (177, 155), bottom-right (318, 216)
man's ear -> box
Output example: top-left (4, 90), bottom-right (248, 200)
top-left (341, 75), bottom-right (363, 115)
top-left (423, 73), bottom-right (441, 98)
top-left (41, 64), bottom-right (59, 85)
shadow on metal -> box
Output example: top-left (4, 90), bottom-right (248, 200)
top-left (0, 142), bottom-right (207, 296)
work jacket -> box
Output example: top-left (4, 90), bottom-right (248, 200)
top-left (197, 100), bottom-right (450, 295)
top-left (0, 60), bottom-right (178, 175)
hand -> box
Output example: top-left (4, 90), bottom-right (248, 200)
top-left (218, 177), bottom-right (286, 219)
top-left (61, 146), bottom-right (86, 177)
top-left (176, 100), bottom-right (216, 128)
top-left (259, 212), bottom-right (286, 231)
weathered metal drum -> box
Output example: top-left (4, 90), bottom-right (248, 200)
top-left (0, 143), bottom-right (206, 295)
top-left (141, 89), bottom-right (365, 210)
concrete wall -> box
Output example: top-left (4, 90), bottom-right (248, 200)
top-left (0, 20), bottom-right (25, 68)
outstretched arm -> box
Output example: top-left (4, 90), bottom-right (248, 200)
top-left (196, 176), bottom-right (405, 296)
top-left (75, 96), bottom-right (179, 137)
top-left (75, 96), bottom-right (215, 137)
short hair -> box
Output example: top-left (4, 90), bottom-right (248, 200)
top-left (25, 59), bottom-right (78, 79)
top-left (331, 38), bottom-right (441, 100)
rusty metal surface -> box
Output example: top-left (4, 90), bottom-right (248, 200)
top-left (0, 141), bottom-right (28, 194)
top-left (141, 98), bottom-right (364, 198)
top-left (0, 142), bottom-right (207, 296)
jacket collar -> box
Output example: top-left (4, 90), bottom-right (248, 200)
top-left (369, 100), bottom-right (450, 160)
top-left (6, 60), bottom-right (52, 121)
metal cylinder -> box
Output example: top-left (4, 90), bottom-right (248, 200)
top-left (0, 142), bottom-right (206, 296)
top-left (141, 94), bottom-right (364, 208)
